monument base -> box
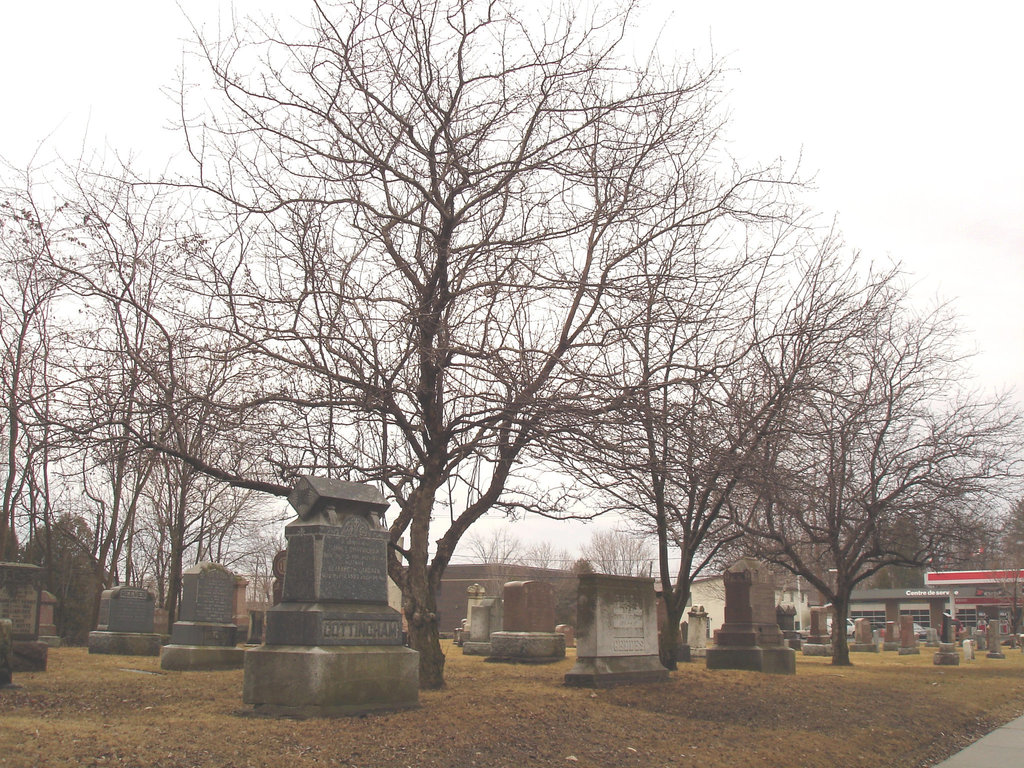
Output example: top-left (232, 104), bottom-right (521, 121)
top-left (801, 643), bottom-right (831, 656)
top-left (898, 646), bottom-right (921, 655)
top-left (12, 640), bottom-right (48, 672)
top-left (850, 642), bottom-right (880, 653)
top-left (485, 631), bottom-right (565, 663)
top-left (88, 631), bottom-right (166, 656)
top-left (461, 641), bottom-right (491, 656)
top-left (160, 644), bottom-right (245, 671)
top-left (986, 651), bottom-right (1006, 659)
top-left (706, 645), bottom-right (796, 675)
top-left (933, 643), bottom-right (960, 666)
top-left (38, 636), bottom-right (62, 648)
top-left (564, 654), bottom-right (669, 687)
top-left (243, 644), bottom-right (419, 716)
top-left (883, 642), bottom-right (899, 651)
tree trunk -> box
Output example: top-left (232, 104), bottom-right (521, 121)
top-left (659, 607), bottom-right (683, 670)
top-left (831, 599), bottom-right (852, 666)
top-left (403, 579), bottom-right (445, 689)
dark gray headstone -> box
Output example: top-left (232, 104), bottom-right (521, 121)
top-left (180, 563), bottom-right (236, 625)
top-left (264, 477), bottom-right (401, 647)
top-left (99, 587), bottom-right (155, 634)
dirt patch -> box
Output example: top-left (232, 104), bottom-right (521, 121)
top-left (2, 643), bottom-right (1023, 767)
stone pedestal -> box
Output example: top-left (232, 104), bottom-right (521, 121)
top-left (489, 631), bottom-right (566, 663)
top-left (933, 642), bottom-right (960, 666)
top-left (883, 621), bottom-right (899, 652)
top-left (706, 559), bottom-right (795, 675)
top-left (850, 618), bottom-right (879, 652)
top-left (242, 477), bottom-right (418, 716)
top-left (564, 574), bottom-right (667, 686)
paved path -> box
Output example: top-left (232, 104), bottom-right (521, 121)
top-left (932, 713), bottom-right (1024, 767)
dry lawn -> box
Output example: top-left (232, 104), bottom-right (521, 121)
top-left (3, 642), bottom-right (1024, 768)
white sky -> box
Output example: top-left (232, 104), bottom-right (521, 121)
top-left (2, 1), bottom-right (1021, 560)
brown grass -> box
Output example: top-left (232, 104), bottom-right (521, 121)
top-left (3, 642), bottom-right (1024, 768)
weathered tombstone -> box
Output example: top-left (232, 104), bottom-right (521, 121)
top-left (0, 619), bottom-right (13, 687)
top-left (233, 575), bottom-right (250, 640)
top-left (462, 594), bottom-right (503, 656)
top-left (0, 562), bottom-right (47, 671)
top-left (706, 558), bottom-right (795, 675)
top-left (898, 615), bottom-right (920, 655)
top-left (925, 627), bottom-right (940, 647)
top-left (88, 586), bottom-right (165, 656)
top-left (850, 618), bottom-right (878, 653)
top-left (161, 562), bottom-right (244, 670)
top-left (247, 609), bottom-right (266, 645)
top-left (883, 620), bottom-right (900, 652)
top-left (37, 591), bottom-right (60, 648)
top-left (564, 574), bottom-right (667, 686)
top-left (962, 638), bottom-right (975, 662)
top-left (986, 622), bottom-right (1005, 659)
top-left (776, 605), bottom-right (801, 650)
top-left (802, 605), bottom-right (831, 656)
top-left (488, 581), bottom-right (565, 663)
top-left (555, 624), bottom-right (576, 648)
top-left (243, 476), bottom-right (418, 715)
top-left (687, 605), bottom-right (710, 658)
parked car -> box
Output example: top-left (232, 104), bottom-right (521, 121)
top-left (913, 622), bottom-right (928, 640)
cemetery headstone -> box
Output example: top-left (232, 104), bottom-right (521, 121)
top-left (802, 605), bottom-right (831, 656)
top-left (706, 558), bottom-right (795, 674)
top-left (850, 618), bottom-right (879, 653)
top-left (555, 624), bottom-right (576, 648)
top-left (243, 476), bottom-right (418, 715)
top-left (161, 562), bottom-right (244, 670)
top-left (233, 575), bottom-right (250, 640)
top-left (776, 605), bottom-right (801, 650)
top-left (986, 622), bottom-right (1005, 659)
top-left (962, 638), bottom-right (975, 662)
top-left (88, 585), bottom-right (165, 656)
top-left (488, 581), bottom-right (565, 663)
top-left (898, 615), bottom-right (920, 655)
top-left (37, 591), bottom-right (60, 647)
top-left (925, 627), bottom-right (940, 647)
top-left (564, 573), bottom-right (668, 686)
top-left (462, 592), bottom-right (503, 656)
top-left (883, 620), bottom-right (899, 652)
top-left (247, 609), bottom-right (266, 644)
top-left (0, 619), bottom-right (13, 687)
top-left (0, 562), bottom-right (48, 671)
top-left (687, 605), bottom-right (710, 658)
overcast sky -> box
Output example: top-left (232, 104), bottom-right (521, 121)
top-left (2, 1), bottom-right (1021, 558)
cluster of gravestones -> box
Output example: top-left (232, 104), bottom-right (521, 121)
top-left (2, 476), bottom-right (1016, 702)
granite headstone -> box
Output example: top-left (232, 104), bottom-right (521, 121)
top-left (243, 476), bottom-right (418, 715)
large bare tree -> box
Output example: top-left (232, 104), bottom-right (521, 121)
top-left (735, 252), bottom-right (1021, 665)
top-left (146, 0), bottom-right (783, 686)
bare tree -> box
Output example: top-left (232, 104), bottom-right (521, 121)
top-left (580, 529), bottom-right (654, 577)
top-left (736, 254), bottom-right (1021, 665)
top-left (141, 0), bottom-right (783, 687)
